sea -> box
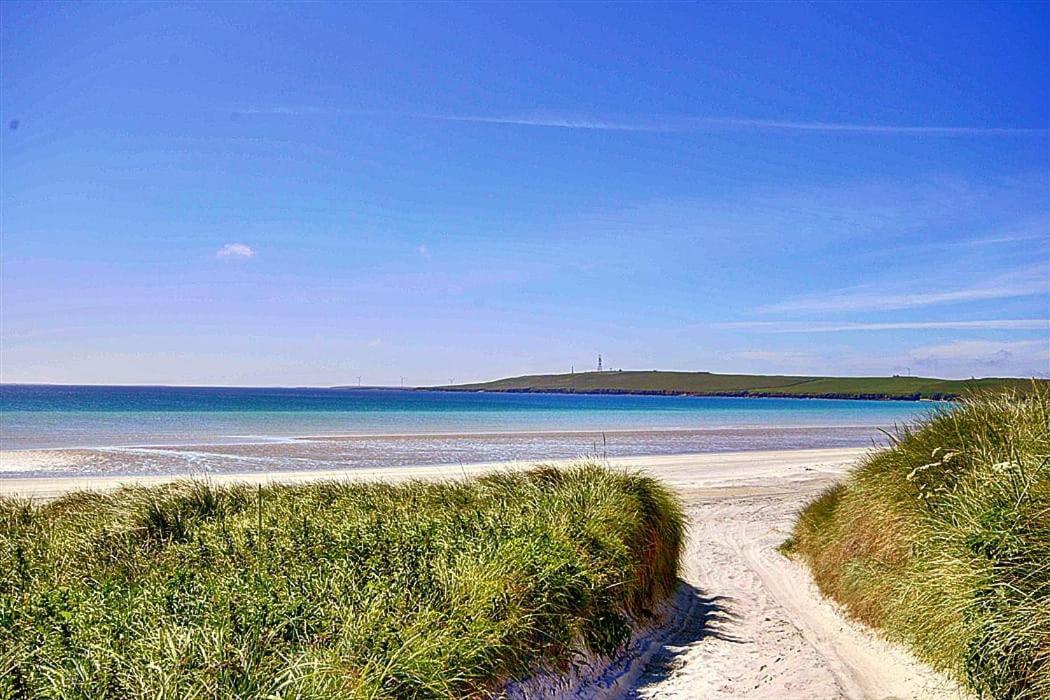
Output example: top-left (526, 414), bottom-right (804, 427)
top-left (0, 385), bottom-right (938, 478)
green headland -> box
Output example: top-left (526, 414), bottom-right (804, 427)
top-left (434, 370), bottom-right (1043, 401)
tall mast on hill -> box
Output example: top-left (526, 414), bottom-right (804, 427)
top-left (597, 355), bottom-right (602, 372)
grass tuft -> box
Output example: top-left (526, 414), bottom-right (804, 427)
top-left (0, 463), bottom-right (683, 699)
top-left (788, 384), bottom-right (1050, 699)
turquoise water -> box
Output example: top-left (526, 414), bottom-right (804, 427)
top-left (1, 385), bottom-right (934, 449)
top-left (0, 385), bottom-right (937, 477)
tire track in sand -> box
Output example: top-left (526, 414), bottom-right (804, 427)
top-left (625, 483), bottom-right (970, 699)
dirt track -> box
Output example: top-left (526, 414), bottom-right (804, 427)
top-left (621, 451), bottom-right (969, 700)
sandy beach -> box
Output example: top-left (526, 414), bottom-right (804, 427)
top-left (0, 446), bottom-right (967, 698)
top-left (0, 446), bottom-right (860, 499)
top-left (620, 450), bottom-right (970, 700)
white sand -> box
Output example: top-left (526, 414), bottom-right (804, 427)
top-left (0, 447), bottom-right (863, 499)
top-left (0, 447), bottom-right (970, 698)
top-left (624, 464), bottom-right (970, 699)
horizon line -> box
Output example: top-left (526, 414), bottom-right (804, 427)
top-left (3, 370), bottom-right (1045, 390)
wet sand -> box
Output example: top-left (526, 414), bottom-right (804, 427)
top-left (0, 426), bottom-right (886, 479)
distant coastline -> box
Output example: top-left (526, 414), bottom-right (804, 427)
top-left (432, 386), bottom-right (938, 401)
top-left (429, 370), bottom-right (1042, 402)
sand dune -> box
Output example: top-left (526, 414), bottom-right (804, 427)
top-left (0, 447), bottom-right (969, 698)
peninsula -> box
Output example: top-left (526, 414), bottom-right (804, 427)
top-left (432, 370), bottom-right (1041, 401)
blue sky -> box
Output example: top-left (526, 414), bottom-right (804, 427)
top-left (1, 1), bottom-right (1047, 385)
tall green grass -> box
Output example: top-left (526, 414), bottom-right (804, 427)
top-left (786, 386), bottom-right (1049, 699)
top-left (0, 464), bottom-right (684, 699)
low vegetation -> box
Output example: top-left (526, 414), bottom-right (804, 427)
top-left (0, 464), bottom-right (685, 699)
top-left (786, 386), bottom-right (1049, 699)
top-left (435, 370), bottom-right (1041, 401)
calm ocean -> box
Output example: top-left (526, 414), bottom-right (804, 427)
top-left (0, 385), bottom-right (937, 477)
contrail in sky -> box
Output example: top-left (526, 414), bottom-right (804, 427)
top-left (238, 106), bottom-right (1048, 136)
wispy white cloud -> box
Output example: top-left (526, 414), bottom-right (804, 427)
top-left (416, 244), bottom-right (430, 257)
top-left (909, 339), bottom-right (1048, 370)
top-left (419, 112), bottom-right (675, 133)
top-left (702, 118), bottom-right (1046, 136)
top-left (216, 242), bottom-right (254, 258)
top-left (869, 217), bottom-right (1050, 257)
top-left (239, 106), bottom-right (1049, 137)
top-left (416, 113), bottom-right (1050, 136)
top-left (758, 267), bottom-right (1049, 314)
top-left (951, 234), bottom-right (1047, 248)
top-left (236, 106), bottom-right (328, 116)
top-left (739, 350), bottom-right (815, 361)
top-left (721, 319), bottom-right (1049, 333)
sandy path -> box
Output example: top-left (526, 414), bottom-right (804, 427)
top-left (623, 454), bottom-right (969, 700)
top-left (0, 447), bottom-right (969, 698)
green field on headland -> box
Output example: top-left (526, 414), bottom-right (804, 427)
top-left (435, 370), bottom-right (1042, 401)
top-left (786, 387), bottom-right (1049, 699)
top-left (0, 466), bottom-right (684, 699)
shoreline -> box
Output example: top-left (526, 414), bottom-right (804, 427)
top-left (0, 382), bottom-right (968, 402)
top-left (0, 446), bottom-right (869, 500)
top-left (0, 422), bottom-right (897, 453)
top-left (429, 386), bottom-right (954, 402)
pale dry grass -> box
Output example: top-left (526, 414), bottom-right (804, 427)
top-left (787, 386), bottom-right (1050, 699)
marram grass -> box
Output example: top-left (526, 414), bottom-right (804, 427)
top-left (786, 385), bottom-right (1050, 699)
top-left (0, 464), bottom-right (684, 699)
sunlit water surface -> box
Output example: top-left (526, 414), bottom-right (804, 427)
top-left (0, 386), bottom-right (936, 477)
